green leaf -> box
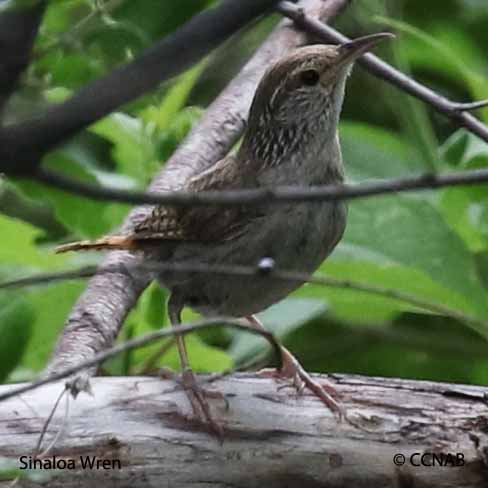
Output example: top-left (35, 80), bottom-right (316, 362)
top-left (306, 260), bottom-right (474, 322)
top-left (229, 298), bottom-right (328, 363)
top-left (41, 0), bottom-right (88, 35)
top-left (0, 456), bottom-right (53, 482)
top-left (439, 187), bottom-right (488, 251)
top-left (0, 295), bottom-right (34, 382)
top-left (0, 214), bottom-right (66, 268)
top-left (142, 282), bottom-right (168, 329)
top-left (38, 52), bottom-right (101, 88)
top-left (0, 457), bottom-right (21, 482)
top-left (140, 62), bottom-right (205, 131)
top-left (14, 148), bottom-right (129, 238)
top-left (374, 17), bottom-right (488, 109)
top-left (340, 122), bottom-right (425, 181)
top-left (441, 130), bottom-right (488, 167)
top-left (43, 86), bottom-right (72, 104)
top-left (341, 196), bottom-right (485, 308)
top-left (439, 130), bottom-right (488, 251)
top-left (21, 283), bottom-right (85, 371)
top-left (326, 123), bottom-right (488, 325)
top-left (125, 285), bottom-right (232, 373)
top-left (287, 311), bottom-right (488, 383)
top-left (156, 106), bottom-right (204, 162)
top-left (128, 323), bottom-right (233, 373)
top-left (161, 335), bottom-right (233, 372)
top-left (0, 216), bottom-right (82, 376)
top-left (90, 112), bottom-right (156, 184)
top-left (374, 16), bottom-right (482, 85)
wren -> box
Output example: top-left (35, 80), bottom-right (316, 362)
top-left (57, 33), bottom-right (393, 432)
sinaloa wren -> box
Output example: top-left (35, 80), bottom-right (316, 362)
top-left (57, 33), bottom-right (393, 432)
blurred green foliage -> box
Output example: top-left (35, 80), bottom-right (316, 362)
top-left (2, 0), bottom-right (488, 386)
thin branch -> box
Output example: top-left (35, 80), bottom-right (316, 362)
top-left (29, 165), bottom-right (488, 208)
top-left (452, 100), bottom-right (488, 112)
top-left (0, 318), bottom-right (282, 403)
top-left (277, 0), bottom-right (488, 142)
top-left (0, 0), bottom-right (281, 174)
top-left (0, 265), bottom-right (100, 288)
top-left (2, 260), bottom-right (487, 339)
top-left (34, 387), bottom-right (69, 459)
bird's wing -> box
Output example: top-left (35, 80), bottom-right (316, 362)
top-left (133, 154), bottom-right (259, 242)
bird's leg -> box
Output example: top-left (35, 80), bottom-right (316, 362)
top-left (246, 315), bottom-right (344, 418)
top-left (168, 295), bottom-right (223, 436)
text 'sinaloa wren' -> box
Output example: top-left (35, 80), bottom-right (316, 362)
top-left (57, 33), bottom-right (393, 431)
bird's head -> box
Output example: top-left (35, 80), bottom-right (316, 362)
top-left (248, 32), bottom-right (393, 131)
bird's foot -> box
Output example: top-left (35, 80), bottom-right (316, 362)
top-left (258, 348), bottom-right (344, 419)
top-left (178, 368), bottom-right (226, 438)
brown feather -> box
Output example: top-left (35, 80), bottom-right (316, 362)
top-left (55, 235), bottom-right (136, 253)
top-left (133, 154), bottom-right (261, 243)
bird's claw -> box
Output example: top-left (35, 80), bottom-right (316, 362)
top-left (180, 368), bottom-right (226, 438)
top-left (257, 349), bottom-right (345, 420)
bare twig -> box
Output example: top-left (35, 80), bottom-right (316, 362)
top-left (2, 260), bottom-right (487, 338)
top-left (34, 388), bottom-right (69, 459)
top-left (0, 318), bottom-right (282, 403)
top-left (31, 165), bottom-right (488, 207)
top-left (452, 100), bottom-right (488, 112)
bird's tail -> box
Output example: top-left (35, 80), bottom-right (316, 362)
top-left (55, 235), bottom-right (135, 254)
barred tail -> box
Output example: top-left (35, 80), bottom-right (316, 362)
top-left (55, 235), bottom-right (135, 254)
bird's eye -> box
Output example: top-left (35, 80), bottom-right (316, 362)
top-left (300, 69), bottom-right (320, 86)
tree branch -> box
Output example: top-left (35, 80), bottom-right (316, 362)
top-left (1, 374), bottom-right (487, 487)
top-left (44, 0), bottom-right (351, 379)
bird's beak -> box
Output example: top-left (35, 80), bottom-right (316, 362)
top-left (336, 32), bottom-right (394, 67)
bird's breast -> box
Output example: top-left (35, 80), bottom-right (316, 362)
top-left (157, 200), bottom-right (346, 317)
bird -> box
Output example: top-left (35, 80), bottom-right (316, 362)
top-left (56, 32), bottom-right (393, 433)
